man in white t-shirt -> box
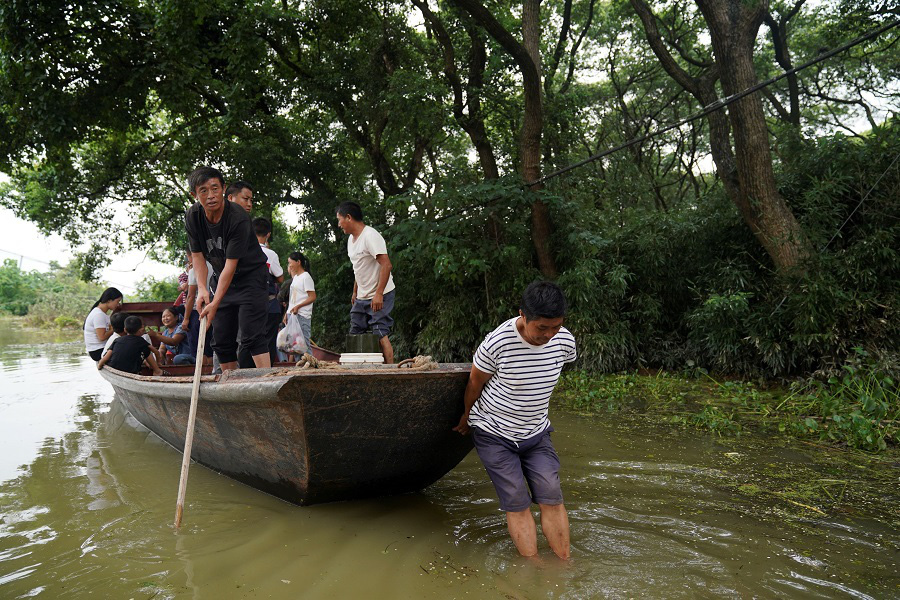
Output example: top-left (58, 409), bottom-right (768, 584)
top-left (453, 282), bottom-right (577, 560)
top-left (335, 201), bottom-right (395, 364)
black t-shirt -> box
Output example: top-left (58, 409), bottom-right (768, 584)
top-left (184, 202), bottom-right (268, 286)
top-left (106, 335), bottom-right (152, 374)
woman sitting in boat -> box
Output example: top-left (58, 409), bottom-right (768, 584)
top-left (151, 307), bottom-right (191, 365)
top-left (83, 287), bottom-right (123, 361)
top-left (284, 251), bottom-right (316, 356)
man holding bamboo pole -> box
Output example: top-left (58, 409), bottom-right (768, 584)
top-left (184, 166), bottom-right (271, 371)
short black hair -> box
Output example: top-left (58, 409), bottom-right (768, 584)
top-left (226, 180), bottom-right (253, 199)
top-left (335, 201), bottom-right (363, 222)
top-left (188, 166), bottom-right (225, 194)
top-left (252, 217), bottom-right (272, 237)
top-left (110, 312), bottom-right (129, 334)
top-left (520, 281), bottom-right (567, 320)
top-left (124, 315), bottom-right (143, 335)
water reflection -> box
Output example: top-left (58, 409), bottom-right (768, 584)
top-left (0, 325), bottom-right (898, 598)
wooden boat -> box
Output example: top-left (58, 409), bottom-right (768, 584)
top-left (100, 363), bottom-right (474, 505)
top-left (103, 302), bottom-right (474, 505)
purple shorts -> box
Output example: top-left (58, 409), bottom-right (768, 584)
top-left (471, 426), bottom-right (563, 512)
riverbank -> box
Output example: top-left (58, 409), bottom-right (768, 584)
top-left (555, 358), bottom-right (898, 452)
top-left (0, 315), bottom-right (82, 344)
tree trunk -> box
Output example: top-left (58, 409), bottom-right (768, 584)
top-left (696, 0), bottom-right (811, 273)
top-left (521, 0), bottom-right (557, 278)
top-left (448, 0), bottom-right (558, 279)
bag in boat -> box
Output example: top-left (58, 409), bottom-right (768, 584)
top-left (277, 315), bottom-right (309, 354)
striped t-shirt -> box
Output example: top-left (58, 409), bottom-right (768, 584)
top-left (468, 317), bottom-right (577, 441)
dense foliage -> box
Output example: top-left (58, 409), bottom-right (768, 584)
top-left (0, 0), bottom-right (896, 379)
top-left (131, 275), bottom-right (182, 303)
top-left (556, 347), bottom-right (898, 451)
top-left (0, 259), bottom-right (106, 328)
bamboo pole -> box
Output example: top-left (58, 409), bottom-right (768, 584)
top-left (174, 315), bottom-right (208, 528)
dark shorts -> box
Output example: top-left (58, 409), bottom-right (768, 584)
top-left (88, 348), bottom-right (104, 362)
top-left (237, 312), bottom-right (282, 367)
top-left (471, 426), bottom-right (563, 512)
top-left (349, 290), bottom-right (395, 337)
top-left (212, 288), bottom-right (269, 364)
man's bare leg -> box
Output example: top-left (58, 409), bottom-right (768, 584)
top-left (379, 335), bottom-right (394, 364)
top-left (252, 352), bottom-right (271, 368)
top-left (220, 361), bottom-right (238, 371)
top-left (538, 503), bottom-right (570, 560)
top-left (506, 509), bottom-right (538, 557)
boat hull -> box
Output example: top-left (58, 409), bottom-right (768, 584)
top-left (101, 364), bottom-right (474, 505)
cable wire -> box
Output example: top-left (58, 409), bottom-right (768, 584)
top-left (527, 19), bottom-right (899, 187)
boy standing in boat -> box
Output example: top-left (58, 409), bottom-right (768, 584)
top-left (335, 201), bottom-right (395, 364)
top-left (453, 281), bottom-right (576, 560)
top-left (185, 166), bottom-right (271, 370)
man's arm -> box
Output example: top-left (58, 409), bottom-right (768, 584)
top-left (200, 258), bottom-right (238, 324)
top-left (351, 281), bottom-right (358, 304)
top-left (452, 365), bottom-right (493, 435)
top-left (371, 253), bottom-right (392, 312)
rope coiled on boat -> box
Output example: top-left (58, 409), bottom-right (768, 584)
top-left (293, 354), bottom-right (437, 370)
top-left (396, 355), bottom-right (437, 371)
top-left (295, 353), bottom-right (320, 369)
top-left (262, 354), bottom-right (439, 377)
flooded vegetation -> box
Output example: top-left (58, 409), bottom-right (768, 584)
top-left (1, 321), bottom-right (898, 598)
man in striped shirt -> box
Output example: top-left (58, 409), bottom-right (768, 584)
top-left (454, 281), bottom-right (577, 560)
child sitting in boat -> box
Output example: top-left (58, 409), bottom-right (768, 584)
top-left (151, 307), bottom-right (190, 365)
top-left (283, 251), bottom-right (316, 357)
top-left (104, 312), bottom-right (162, 364)
top-left (98, 316), bottom-right (163, 375)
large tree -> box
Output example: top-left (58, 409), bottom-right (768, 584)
top-left (449, 0), bottom-right (558, 278)
top-left (630, 0), bottom-right (812, 274)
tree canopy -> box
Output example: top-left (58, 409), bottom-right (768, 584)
top-left (0, 0), bottom-right (897, 374)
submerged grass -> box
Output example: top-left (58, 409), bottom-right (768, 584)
top-left (554, 376), bottom-right (900, 528)
top-left (555, 349), bottom-right (899, 453)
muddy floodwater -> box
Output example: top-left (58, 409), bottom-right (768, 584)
top-left (1, 320), bottom-right (898, 599)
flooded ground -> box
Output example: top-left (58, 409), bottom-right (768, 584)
top-left (0, 319), bottom-right (898, 598)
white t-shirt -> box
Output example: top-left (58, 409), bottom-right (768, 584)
top-left (289, 271), bottom-right (316, 319)
top-left (348, 226), bottom-right (395, 300)
top-left (468, 317), bottom-right (577, 442)
top-left (103, 331), bottom-right (153, 354)
top-left (188, 261), bottom-right (216, 291)
top-left (260, 245), bottom-right (284, 279)
top-left (103, 331), bottom-right (120, 354)
top-left (84, 307), bottom-right (111, 351)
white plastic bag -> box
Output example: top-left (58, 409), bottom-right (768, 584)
top-left (277, 315), bottom-right (309, 355)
